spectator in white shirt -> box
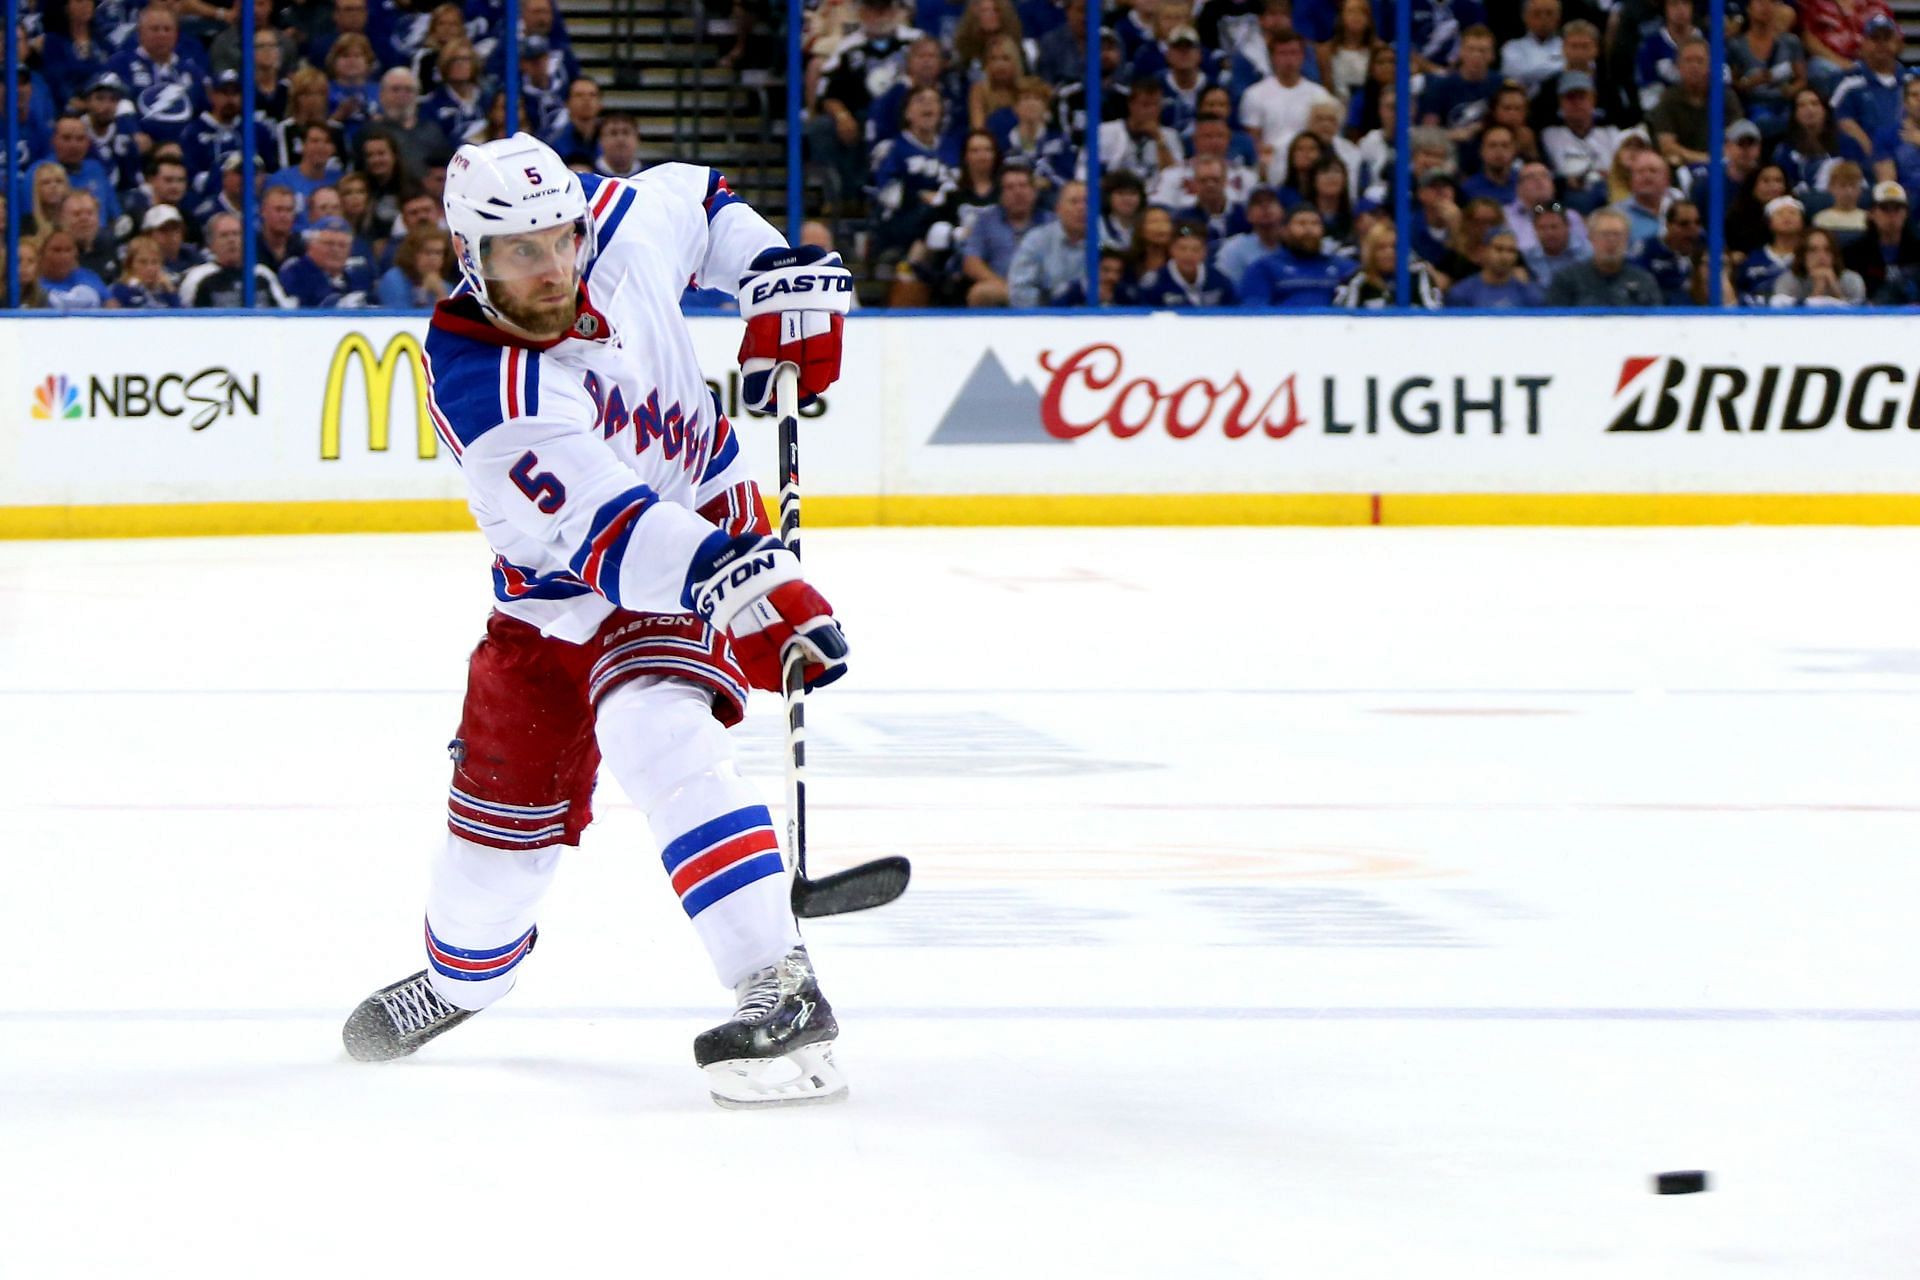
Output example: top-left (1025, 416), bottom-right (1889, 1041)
top-left (1239, 31), bottom-right (1337, 173)
top-left (1096, 79), bottom-right (1186, 184)
top-left (1500, 0), bottom-right (1565, 96)
top-left (1541, 72), bottom-right (1621, 210)
top-left (1151, 115), bottom-right (1260, 206)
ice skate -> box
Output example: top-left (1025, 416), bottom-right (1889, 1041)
top-left (695, 946), bottom-right (847, 1108)
top-left (341, 970), bottom-right (477, 1062)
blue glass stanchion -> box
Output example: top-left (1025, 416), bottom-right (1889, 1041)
top-left (1392, 0), bottom-right (1411, 306)
top-left (1083, 0), bottom-right (1101, 308)
top-left (241, 0), bottom-right (258, 307)
top-left (505, 0), bottom-right (522, 141)
top-left (4, 0), bottom-right (19, 309)
top-left (1707, 0), bottom-right (1727, 307)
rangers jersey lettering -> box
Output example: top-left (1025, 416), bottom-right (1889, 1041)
top-left (423, 164), bottom-right (785, 643)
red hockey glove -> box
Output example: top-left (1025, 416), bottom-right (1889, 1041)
top-left (684, 533), bottom-right (849, 692)
top-left (736, 246), bottom-right (853, 414)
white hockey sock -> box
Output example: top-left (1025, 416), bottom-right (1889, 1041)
top-left (424, 833), bottom-right (561, 1011)
top-left (596, 677), bottom-right (801, 989)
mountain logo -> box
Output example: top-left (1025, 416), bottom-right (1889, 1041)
top-left (927, 350), bottom-right (1064, 445)
top-left (32, 375), bottom-right (81, 421)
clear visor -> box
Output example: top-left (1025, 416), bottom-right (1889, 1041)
top-left (479, 218), bottom-right (589, 283)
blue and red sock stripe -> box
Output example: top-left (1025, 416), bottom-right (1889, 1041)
top-left (660, 806), bottom-right (784, 917)
top-left (567, 485), bottom-right (658, 604)
top-left (425, 920), bottom-right (536, 982)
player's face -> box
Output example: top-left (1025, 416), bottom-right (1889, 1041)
top-left (485, 222), bottom-right (583, 339)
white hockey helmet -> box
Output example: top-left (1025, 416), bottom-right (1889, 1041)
top-left (443, 132), bottom-right (596, 316)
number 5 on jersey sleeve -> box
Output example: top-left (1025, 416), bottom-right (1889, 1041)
top-left (509, 451), bottom-right (567, 513)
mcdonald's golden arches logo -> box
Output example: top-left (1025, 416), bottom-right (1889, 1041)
top-left (321, 332), bottom-right (438, 461)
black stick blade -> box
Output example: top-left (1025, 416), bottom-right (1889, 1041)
top-left (792, 857), bottom-right (912, 918)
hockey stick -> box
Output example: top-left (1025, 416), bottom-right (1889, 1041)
top-left (774, 363), bottom-right (912, 918)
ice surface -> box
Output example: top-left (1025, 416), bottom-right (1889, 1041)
top-left (1, 527), bottom-right (1917, 1277)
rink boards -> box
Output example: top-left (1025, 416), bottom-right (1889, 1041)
top-left (3, 311), bottom-right (1920, 537)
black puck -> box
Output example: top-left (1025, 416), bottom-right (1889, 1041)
top-left (1654, 1171), bottom-right (1709, 1195)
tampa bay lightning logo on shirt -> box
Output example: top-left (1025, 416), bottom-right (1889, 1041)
top-left (138, 81), bottom-right (196, 129)
top-left (393, 12), bottom-right (431, 55)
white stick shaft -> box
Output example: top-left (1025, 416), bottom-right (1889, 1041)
top-left (775, 364), bottom-right (806, 881)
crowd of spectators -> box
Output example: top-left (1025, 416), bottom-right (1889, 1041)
top-left (802, 0), bottom-right (1920, 307)
top-left (3, 0), bottom-right (640, 308)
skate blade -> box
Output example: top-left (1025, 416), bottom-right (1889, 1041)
top-left (705, 1042), bottom-right (849, 1110)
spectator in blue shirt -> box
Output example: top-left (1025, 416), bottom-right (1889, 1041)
top-left (1772, 90), bottom-right (1840, 195)
top-left (1134, 218), bottom-right (1239, 305)
top-left (1886, 79), bottom-right (1920, 207)
top-left (1634, 199), bottom-right (1704, 305)
top-left (107, 235), bottom-right (184, 308)
top-left (1634, 0), bottom-right (1700, 113)
top-left (997, 77), bottom-right (1078, 194)
top-left (1460, 123), bottom-right (1519, 203)
top-left (79, 75), bottom-right (144, 196)
top-left (872, 86), bottom-right (963, 249)
top-left (1378, 0), bottom-right (1489, 72)
top-left (181, 70), bottom-right (279, 184)
top-left (1831, 15), bottom-right (1907, 166)
top-left (278, 215), bottom-right (374, 308)
top-left (1419, 24), bottom-right (1500, 143)
top-left (44, 114), bottom-right (124, 227)
top-left (1145, 26), bottom-right (1229, 135)
top-left (267, 123), bottom-right (346, 222)
top-left (374, 225), bottom-right (454, 308)
top-left (962, 159), bottom-right (1050, 306)
top-left (36, 230), bottom-right (111, 310)
top-left (9, 67), bottom-right (45, 173)
top-left (543, 77), bottom-right (603, 165)
top-left (1734, 195), bottom-right (1805, 301)
top-left (1444, 227), bottom-right (1544, 307)
top-left (1522, 200), bottom-right (1591, 285)
top-left (121, 152), bottom-right (195, 242)
top-left (1239, 205), bottom-right (1358, 305)
top-left (39, 0), bottom-right (114, 108)
top-left (424, 41), bottom-right (488, 146)
top-left (110, 6), bottom-right (207, 146)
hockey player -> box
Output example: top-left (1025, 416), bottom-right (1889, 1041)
top-left (341, 133), bottom-right (856, 1108)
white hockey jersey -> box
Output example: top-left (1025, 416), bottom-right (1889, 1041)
top-left (422, 164), bottom-right (785, 643)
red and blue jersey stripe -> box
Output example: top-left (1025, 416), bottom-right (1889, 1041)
top-left (424, 302), bottom-right (545, 446)
top-left (703, 170), bottom-right (742, 223)
top-left (491, 555), bottom-right (594, 602)
top-left (660, 806), bottom-right (784, 918)
top-left (565, 485), bottom-right (658, 605)
top-left (699, 411), bottom-right (740, 486)
top-left (581, 174), bottom-right (637, 280)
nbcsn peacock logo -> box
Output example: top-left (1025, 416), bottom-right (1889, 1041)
top-left (31, 375), bottom-right (82, 421)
